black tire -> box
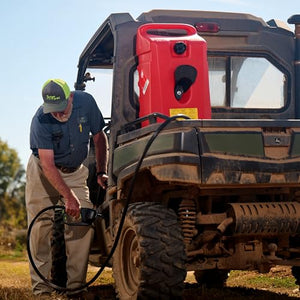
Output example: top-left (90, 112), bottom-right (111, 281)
top-left (194, 269), bottom-right (229, 289)
top-left (292, 266), bottom-right (300, 286)
top-left (112, 202), bottom-right (186, 300)
top-left (50, 208), bottom-right (67, 287)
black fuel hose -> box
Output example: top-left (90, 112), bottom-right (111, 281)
top-left (27, 205), bottom-right (66, 291)
top-left (27, 114), bottom-right (190, 293)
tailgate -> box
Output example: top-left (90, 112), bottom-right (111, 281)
top-left (113, 119), bottom-right (300, 187)
top-left (198, 119), bottom-right (300, 186)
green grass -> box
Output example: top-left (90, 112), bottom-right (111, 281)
top-left (0, 249), bottom-right (27, 260)
top-left (247, 274), bottom-right (297, 289)
top-left (228, 269), bottom-right (298, 291)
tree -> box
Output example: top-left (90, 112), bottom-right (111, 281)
top-left (0, 139), bottom-right (22, 194)
top-left (0, 139), bottom-right (26, 228)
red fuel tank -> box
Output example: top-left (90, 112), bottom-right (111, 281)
top-left (136, 23), bottom-right (211, 126)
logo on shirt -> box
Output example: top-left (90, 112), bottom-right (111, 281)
top-left (78, 116), bottom-right (88, 123)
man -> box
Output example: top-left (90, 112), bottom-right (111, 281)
top-left (25, 79), bottom-right (108, 299)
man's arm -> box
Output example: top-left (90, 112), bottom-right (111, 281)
top-left (38, 148), bottom-right (81, 218)
top-left (93, 131), bottom-right (108, 189)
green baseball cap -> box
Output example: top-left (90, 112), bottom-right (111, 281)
top-left (42, 79), bottom-right (71, 113)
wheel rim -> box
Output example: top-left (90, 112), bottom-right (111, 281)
top-left (121, 227), bottom-right (140, 295)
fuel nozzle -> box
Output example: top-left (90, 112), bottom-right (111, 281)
top-left (64, 208), bottom-right (102, 226)
top-left (174, 65), bottom-right (197, 100)
top-left (80, 208), bottom-right (99, 225)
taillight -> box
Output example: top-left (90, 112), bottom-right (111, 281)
top-left (195, 22), bottom-right (220, 33)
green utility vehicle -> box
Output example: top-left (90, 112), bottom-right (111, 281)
top-left (75, 10), bottom-right (300, 299)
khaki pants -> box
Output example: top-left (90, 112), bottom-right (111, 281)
top-left (25, 154), bottom-right (93, 295)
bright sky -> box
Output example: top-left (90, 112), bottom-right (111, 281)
top-left (0, 0), bottom-right (298, 168)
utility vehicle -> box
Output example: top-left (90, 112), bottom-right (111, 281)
top-left (74, 10), bottom-right (300, 299)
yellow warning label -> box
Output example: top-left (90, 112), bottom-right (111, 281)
top-left (169, 108), bottom-right (198, 119)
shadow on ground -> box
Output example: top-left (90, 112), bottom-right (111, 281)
top-left (86, 283), bottom-right (300, 300)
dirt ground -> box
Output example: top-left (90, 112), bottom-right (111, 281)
top-left (0, 259), bottom-right (300, 300)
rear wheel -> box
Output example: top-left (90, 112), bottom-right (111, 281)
top-left (112, 202), bottom-right (186, 300)
top-left (194, 269), bottom-right (229, 288)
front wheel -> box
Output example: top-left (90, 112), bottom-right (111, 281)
top-left (112, 202), bottom-right (186, 300)
top-left (292, 266), bottom-right (300, 286)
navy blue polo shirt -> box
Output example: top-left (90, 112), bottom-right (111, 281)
top-left (30, 91), bottom-right (105, 168)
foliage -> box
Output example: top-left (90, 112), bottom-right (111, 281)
top-left (0, 224), bottom-right (27, 257)
top-left (0, 138), bottom-right (26, 229)
top-left (0, 139), bottom-right (21, 193)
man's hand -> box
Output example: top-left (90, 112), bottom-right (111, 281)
top-left (97, 173), bottom-right (108, 189)
top-left (65, 190), bottom-right (81, 218)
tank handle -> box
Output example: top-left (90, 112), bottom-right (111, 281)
top-left (137, 23), bottom-right (197, 38)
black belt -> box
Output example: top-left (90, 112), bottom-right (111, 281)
top-left (55, 165), bottom-right (79, 173)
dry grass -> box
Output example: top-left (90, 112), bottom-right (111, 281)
top-left (1, 255), bottom-right (300, 300)
top-left (0, 257), bottom-right (114, 300)
top-left (0, 259), bottom-right (33, 300)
